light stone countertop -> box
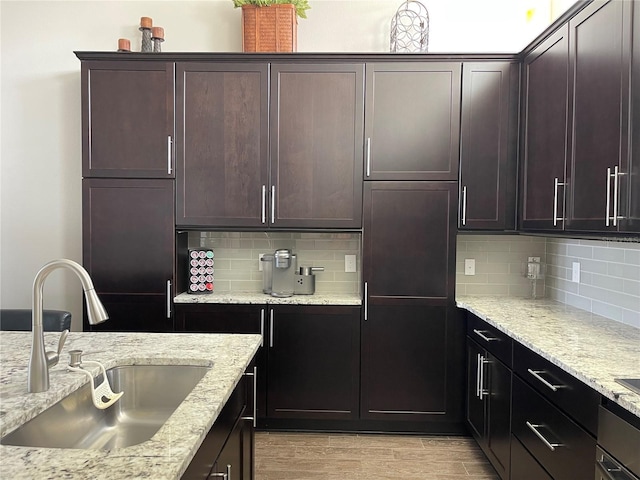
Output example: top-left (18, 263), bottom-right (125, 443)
top-left (456, 296), bottom-right (640, 419)
top-left (174, 291), bottom-right (362, 306)
top-left (0, 331), bottom-right (262, 480)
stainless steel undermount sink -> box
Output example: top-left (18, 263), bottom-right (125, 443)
top-left (615, 378), bottom-right (640, 395)
top-left (1, 364), bottom-right (210, 450)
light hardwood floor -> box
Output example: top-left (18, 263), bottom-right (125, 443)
top-left (255, 431), bottom-right (499, 480)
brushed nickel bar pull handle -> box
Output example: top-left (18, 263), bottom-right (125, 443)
top-left (606, 167), bottom-right (612, 227)
top-left (553, 178), bottom-right (567, 226)
top-left (241, 366), bottom-right (257, 428)
top-left (462, 186), bottom-right (467, 226)
top-left (261, 185), bottom-right (266, 224)
top-left (613, 165), bottom-right (619, 227)
top-left (479, 355), bottom-right (489, 400)
top-left (167, 136), bottom-right (173, 175)
top-left (364, 282), bottom-right (368, 321)
top-left (596, 459), bottom-right (624, 480)
top-left (271, 185), bottom-right (276, 224)
top-left (526, 421), bottom-right (562, 451)
top-left (527, 369), bottom-right (563, 392)
top-left (260, 309), bottom-right (265, 347)
top-left (166, 280), bottom-right (172, 319)
top-left (473, 329), bottom-right (498, 342)
top-left (208, 473), bottom-right (227, 479)
top-left (366, 137), bottom-right (371, 177)
top-left (227, 464), bottom-right (231, 480)
top-left (476, 353), bottom-right (482, 398)
top-left (269, 309), bottom-right (274, 348)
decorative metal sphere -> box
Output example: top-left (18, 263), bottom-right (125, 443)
top-left (390, 0), bottom-right (430, 53)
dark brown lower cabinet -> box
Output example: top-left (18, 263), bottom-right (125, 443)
top-left (466, 340), bottom-right (511, 480)
top-left (512, 376), bottom-right (596, 480)
top-left (360, 303), bottom-right (465, 433)
top-left (182, 368), bottom-right (254, 480)
top-left (265, 305), bottom-right (360, 425)
top-left (510, 434), bottom-right (553, 480)
top-left (175, 303), bottom-right (266, 423)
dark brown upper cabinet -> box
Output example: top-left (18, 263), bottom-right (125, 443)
top-left (82, 178), bottom-right (175, 332)
top-left (270, 63), bottom-right (364, 229)
top-left (175, 63), bottom-right (269, 228)
top-left (566, 0), bottom-right (634, 232)
top-left (364, 63), bottom-right (461, 181)
top-left (459, 62), bottom-right (519, 231)
top-left (520, 25), bottom-right (571, 232)
top-left (81, 61), bottom-right (175, 178)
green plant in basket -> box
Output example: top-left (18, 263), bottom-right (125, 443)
top-left (232, 0), bottom-right (311, 19)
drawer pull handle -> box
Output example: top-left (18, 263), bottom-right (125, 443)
top-left (473, 329), bottom-right (499, 342)
top-left (526, 421), bottom-right (563, 451)
top-left (527, 369), bottom-right (564, 392)
top-left (596, 459), bottom-right (625, 480)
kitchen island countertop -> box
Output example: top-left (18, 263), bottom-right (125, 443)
top-left (457, 296), bottom-right (640, 419)
top-left (174, 291), bottom-right (362, 306)
top-left (0, 331), bottom-right (261, 479)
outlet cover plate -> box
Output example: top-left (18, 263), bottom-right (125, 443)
top-left (345, 255), bottom-right (357, 273)
top-left (464, 258), bottom-right (475, 276)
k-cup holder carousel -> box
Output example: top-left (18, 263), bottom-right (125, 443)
top-left (188, 249), bottom-right (214, 294)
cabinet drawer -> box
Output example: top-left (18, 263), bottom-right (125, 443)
top-left (513, 342), bottom-right (600, 435)
top-left (466, 313), bottom-right (512, 367)
top-left (512, 376), bottom-right (596, 480)
top-left (510, 434), bottom-right (553, 480)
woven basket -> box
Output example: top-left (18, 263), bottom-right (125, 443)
top-left (241, 4), bottom-right (297, 52)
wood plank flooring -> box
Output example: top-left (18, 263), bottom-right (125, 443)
top-left (255, 432), bottom-right (499, 480)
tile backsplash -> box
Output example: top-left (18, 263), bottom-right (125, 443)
top-left (190, 232), bottom-right (361, 295)
top-left (456, 234), bottom-right (640, 329)
top-left (545, 238), bottom-right (640, 328)
top-left (456, 234), bottom-right (547, 297)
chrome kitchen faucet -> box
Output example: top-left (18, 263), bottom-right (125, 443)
top-left (28, 259), bottom-right (108, 393)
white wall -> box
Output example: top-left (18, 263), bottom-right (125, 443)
top-left (0, 0), bottom-right (569, 330)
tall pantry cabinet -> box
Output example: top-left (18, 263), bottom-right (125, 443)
top-left (360, 61), bottom-right (464, 431)
top-left (80, 60), bottom-right (176, 331)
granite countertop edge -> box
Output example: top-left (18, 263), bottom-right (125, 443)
top-left (174, 291), bottom-right (362, 306)
top-left (0, 332), bottom-right (262, 480)
top-left (456, 296), bottom-right (640, 419)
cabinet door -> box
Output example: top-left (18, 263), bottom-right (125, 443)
top-left (82, 179), bottom-right (174, 331)
top-left (364, 63), bottom-right (461, 181)
top-left (176, 63), bottom-right (269, 228)
top-left (485, 354), bottom-right (511, 480)
top-left (361, 303), bottom-right (464, 428)
top-left (510, 435), bottom-right (553, 480)
top-left (466, 341), bottom-right (486, 441)
top-left (624, 0), bottom-right (640, 233)
top-left (266, 305), bottom-right (360, 421)
top-left (459, 62), bottom-right (518, 230)
top-left (270, 64), bottom-right (364, 229)
top-left (567, 0), bottom-right (631, 231)
top-left (174, 303), bottom-right (267, 423)
top-left (363, 182), bottom-right (456, 299)
top-left (81, 61), bottom-right (174, 178)
top-left (521, 25), bottom-right (570, 231)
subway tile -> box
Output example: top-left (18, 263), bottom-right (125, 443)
top-left (465, 284), bottom-right (509, 295)
top-left (593, 246), bottom-right (625, 263)
top-left (545, 240), bottom-right (568, 256)
top-left (625, 249), bottom-right (640, 264)
top-left (588, 273), bottom-right (623, 292)
top-left (578, 258), bottom-right (609, 275)
top-left (579, 284), bottom-right (640, 311)
top-left (622, 308), bottom-right (640, 329)
top-left (591, 301), bottom-right (623, 323)
top-left (545, 287), bottom-right (566, 303)
top-left (564, 292), bottom-right (592, 311)
top-left (622, 264), bottom-right (640, 281)
top-left (623, 279), bottom-right (640, 297)
top-left (567, 244), bottom-right (593, 259)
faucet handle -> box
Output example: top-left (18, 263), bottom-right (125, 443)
top-left (45, 329), bottom-right (69, 368)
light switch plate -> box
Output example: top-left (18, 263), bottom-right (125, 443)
top-left (345, 255), bottom-right (357, 273)
top-left (572, 262), bottom-right (581, 283)
top-left (464, 258), bottom-right (475, 276)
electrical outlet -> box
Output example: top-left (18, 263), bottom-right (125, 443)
top-left (259, 253), bottom-right (264, 271)
top-left (528, 256), bottom-right (541, 263)
top-left (572, 262), bottom-right (581, 283)
top-left (345, 254), bottom-right (357, 273)
top-left (464, 258), bottom-right (475, 276)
